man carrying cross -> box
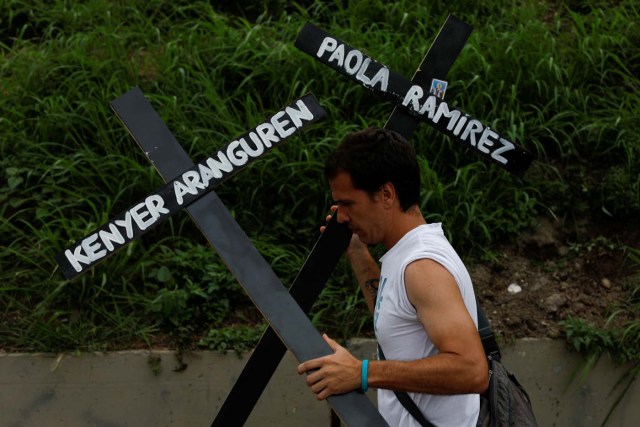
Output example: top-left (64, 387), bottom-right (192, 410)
top-left (298, 127), bottom-right (488, 427)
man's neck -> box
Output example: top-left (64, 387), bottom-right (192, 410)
top-left (383, 205), bottom-right (426, 249)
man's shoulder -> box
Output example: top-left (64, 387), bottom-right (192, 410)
top-left (405, 257), bottom-right (454, 284)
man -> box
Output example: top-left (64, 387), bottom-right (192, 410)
top-left (297, 128), bottom-right (488, 426)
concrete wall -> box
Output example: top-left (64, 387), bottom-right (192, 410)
top-left (0, 339), bottom-right (637, 426)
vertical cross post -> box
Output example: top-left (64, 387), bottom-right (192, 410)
top-left (212, 15), bottom-right (473, 426)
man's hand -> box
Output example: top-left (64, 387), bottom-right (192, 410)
top-left (318, 205), bottom-right (339, 234)
top-left (320, 205), bottom-right (368, 258)
top-left (297, 334), bottom-right (362, 400)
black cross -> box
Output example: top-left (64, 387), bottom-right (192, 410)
top-left (106, 90), bottom-right (388, 426)
top-left (55, 91), bottom-right (387, 424)
top-left (212, 15), bottom-right (475, 426)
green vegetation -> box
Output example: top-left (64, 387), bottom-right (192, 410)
top-left (1, 0), bottom-right (638, 366)
top-left (562, 246), bottom-right (639, 425)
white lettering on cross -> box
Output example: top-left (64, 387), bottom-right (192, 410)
top-left (344, 50), bottom-right (363, 74)
top-left (328, 44), bottom-right (346, 66)
top-left (493, 138), bottom-right (515, 165)
top-left (227, 140), bottom-right (249, 167)
top-left (460, 119), bottom-right (484, 147)
top-left (256, 123), bottom-right (279, 148)
top-left (65, 240), bottom-right (93, 272)
top-left (453, 115), bottom-right (469, 136)
top-left (402, 85), bottom-right (423, 111)
top-left (271, 111), bottom-right (295, 138)
top-left (317, 37), bottom-right (337, 59)
top-left (98, 223), bottom-right (125, 252)
top-left (198, 162), bottom-right (216, 187)
top-left (146, 194), bottom-right (169, 217)
top-left (239, 134), bottom-right (265, 157)
top-left (433, 101), bottom-right (461, 130)
top-left (419, 96), bottom-right (437, 118)
top-left (114, 211), bottom-right (135, 239)
top-left (142, 194), bottom-right (169, 223)
top-left (205, 152), bottom-right (233, 180)
top-left (82, 233), bottom-right (106, 263)
top-left (317, 36), bottom-right (388, 91)
top-left (355, 58), bottom-right (389, 91)
top-left (65, 194), bottom-right (169, 272)
top-left (130, 201), bottom-right (153, 231)
top-left (285, 99), bottom-right (314, 128)
top-left (174, 170), bottom-right (204, 205)
top-left (477, 127), bottom-right (498, 154)
top-left (59, 94), bottom-right (323, 279)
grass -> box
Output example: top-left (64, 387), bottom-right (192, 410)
top-left (1, 0), bottom-right (639, 369)
top-left (560, 242), bottom-right (639, 425)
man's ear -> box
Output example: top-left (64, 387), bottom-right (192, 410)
top-left (380, 182), bottom-right (396, 207)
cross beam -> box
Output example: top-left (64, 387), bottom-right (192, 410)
top-left (295, 23), bottom-right (535, 177)
top-left (212, 15), bottom-right (473, 426)
top-left (56, 94), bottom-right (324, 280)
top-left (108, 88), bottom-right (388, 426)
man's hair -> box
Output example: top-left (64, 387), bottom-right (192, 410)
top-left (324, 127), bottom-right (420, 211)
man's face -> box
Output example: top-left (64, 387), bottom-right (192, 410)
top-left (329, 171), bottom-right (387, 245)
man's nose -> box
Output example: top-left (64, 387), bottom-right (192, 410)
top-left (336, 209), bottom-right (349, 224)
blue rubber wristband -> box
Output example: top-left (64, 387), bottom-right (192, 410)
top-left (361, 359), bottom-right (369, 392)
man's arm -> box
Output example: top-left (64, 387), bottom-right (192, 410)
top-left (322, 205), bottom-right (380, 314)
top-left (298, 258), bottom-right (488, 399)
top-left (367, 258), bottom-right (488, 394)
top-left (345, 236), bottom-right (380, 314)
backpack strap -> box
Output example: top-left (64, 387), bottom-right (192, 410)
top-left (377, 345), bottom-right (436, 427)
top-left (476, 298), bottom-right (501, 362)
top-left (377, 299), bottom-right (498, 426)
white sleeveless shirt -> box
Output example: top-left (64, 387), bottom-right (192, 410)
top-left (374, 223), bottom-right (479, 427)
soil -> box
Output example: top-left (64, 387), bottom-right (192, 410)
top-left (469, 216), bottom-right (639, 342)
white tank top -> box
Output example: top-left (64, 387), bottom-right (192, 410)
top-left (374, 223), bottom-right (479, 427)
